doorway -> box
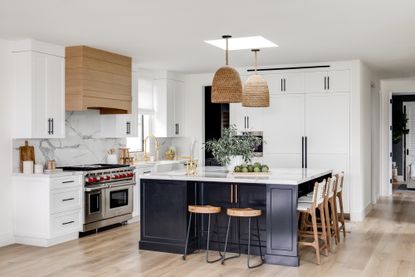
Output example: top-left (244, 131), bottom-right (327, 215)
top-left (204, 86), bottom-right (229, 165)
top-left (391, 94), bottom-right (415, 189)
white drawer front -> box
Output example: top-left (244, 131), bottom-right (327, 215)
top-left (51, 210), bottom-right (82, 237)
top-left (51, 187), bottom-right (82, 214)
top-left (51, 175), bottom-right (82, 190)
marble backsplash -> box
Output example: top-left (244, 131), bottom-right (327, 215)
top-left (13, 110), bottom-right (126, 172)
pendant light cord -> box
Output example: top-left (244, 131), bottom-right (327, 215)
top-left (225, 37), bottom-right (229, 65)
top-left (252, 49), bottom-right (260, 73)
top-left (222, 35), bottom-right (232, 66)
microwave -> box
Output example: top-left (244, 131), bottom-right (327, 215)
top-left (238, 131), bottom-right (263, 157)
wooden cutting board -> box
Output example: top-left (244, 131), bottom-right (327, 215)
top-left (19, 140), bottom-right (35, 172)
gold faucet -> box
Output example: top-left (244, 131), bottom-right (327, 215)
top-left (143, 135), bottom-right (160, 162)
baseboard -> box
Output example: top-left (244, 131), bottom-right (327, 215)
top-left (350, 203), bottom-right (373, 222)
top-left (14, 233), bottom-right (78, 247)
top-left (128, 215), bottom-right (140, 224)
top-left (0, 232), bottom-right (15, 247)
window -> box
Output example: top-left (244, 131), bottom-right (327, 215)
top-left (126, 74), bottom-right (154, 152)
top-left (126, 115), bottom-right (151, 152)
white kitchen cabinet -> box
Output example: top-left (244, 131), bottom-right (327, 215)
top-left (307, 153), bottom-right (350, 212)
top-left (153, 78), bottom-right (185, 137)
top-left (100, 114), bottom-right (138, 138)
top-left (229, 103), bottom-right (263, 131)
top-left (305, 70), bottom-right (350, 93)
top-left (13, 173), bottom-right (83, 247)
top-left (262, 94), bottom-right (305, 155)
top-left (305, 93), bottom-right (349, 154)
top-left (12, 40), bottom-right (65, 139)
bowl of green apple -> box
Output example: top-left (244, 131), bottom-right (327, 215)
top-left (232, 162), bottom-right (270, 176)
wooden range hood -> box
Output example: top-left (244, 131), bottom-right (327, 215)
top-left (66, 46), bottom-right (132, 114)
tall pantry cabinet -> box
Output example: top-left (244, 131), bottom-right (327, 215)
top-left (230, 64), bottom-right (352, 213)
top-left (12, 40), bottom-right (65, 138)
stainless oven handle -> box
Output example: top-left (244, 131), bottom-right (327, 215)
top-left (84, 186), bottom-right (108, 192)
top-left (109, 182), bottom-right (136, 188)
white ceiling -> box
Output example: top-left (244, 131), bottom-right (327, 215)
top-left (1, 0), bottom-right (415, 77)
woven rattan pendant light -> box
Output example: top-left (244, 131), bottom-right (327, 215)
top-left (211, 35), bottom-right (242, 103)
top-left (242, 49), bottom-right (269, 107)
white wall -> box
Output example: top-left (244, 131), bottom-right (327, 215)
top-left (182, 73), bottom-right (213, 164)
top-left (359, 62), bottom-right (381, 214)
top-left (380, 78), bottom-right (415, 196)
top-left (0, 39), bottom-right (14, 246)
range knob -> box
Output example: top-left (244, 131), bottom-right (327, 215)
top-left (106, 175), bottom-right (111, 180)
top-left (99, 176), bottom-right (105, 181)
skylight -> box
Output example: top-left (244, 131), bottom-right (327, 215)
top-left (205, 36), bottom-right (278, 50)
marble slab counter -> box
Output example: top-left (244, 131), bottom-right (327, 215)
top-left (13, 171), bottom-right (83, 179)
top-left (140, 166), bottom-right (332, 185)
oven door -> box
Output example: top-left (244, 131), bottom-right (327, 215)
top-left (105, 182), bottom-right (134, 219)
top-left (85, 187), bottom-right (106, 224)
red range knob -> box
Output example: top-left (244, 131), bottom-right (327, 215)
top-left (129, 173), bottom-right (134, 177)
top-left (93, 177), bottom-right (98, 182)
top-left (99, 176), bottom-right (104, 181)
top-left (106, 175), bottom-right (111, 180)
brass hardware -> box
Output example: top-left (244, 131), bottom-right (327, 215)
top-left (230, 184), bottom-right (234, 203)
top-left (143, 135), bottom-right (160, 162)
top-left (185, 156), bottom-right (197, 176)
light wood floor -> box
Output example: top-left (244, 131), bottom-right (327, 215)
top-left (1, 190), bottom-right (415, 277)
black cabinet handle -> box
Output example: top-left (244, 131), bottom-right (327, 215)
top-left (62, 180), bottom-right (74, 184)
top-left (126, 121), bottom-right (131, 135)
top-left (62, 197), bottom-right (75, 202)
top-left (247, 116), bottom-right (250, 129)
top-left (175, 123), bottom-right (179, 135)
top-left (284, 78), bottom-right (286, 92)
top-left (324, 77), bottom-right (327, 90)
top-left (281, 78), bottom-right (283, 92)
top-left (327, 76), bottom-right (330, 90)
top-left (244, 116), bottom-right (246, 129)
top-left (302, 136), bottom-right (305, 168)
top-left (305, 136), bottom-right (308, 168)
top-left (62, 220), bottom-right (74, 226)
top-left (47, 119), bottom-right (51, 135)
top-left (51, 118), bottom-right (54, 135)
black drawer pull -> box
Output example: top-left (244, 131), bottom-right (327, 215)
top-left (62, 180), bottom-right (75, 184)
top-left (62, 220), bottom-right (74, 225)
top-left (62, 197), bottom-right (75, 202)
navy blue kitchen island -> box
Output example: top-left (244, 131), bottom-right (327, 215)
top-left (138, 167), bottom-right (331, 267)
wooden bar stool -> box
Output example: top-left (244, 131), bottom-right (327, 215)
top-left (183, 205), bottom-right (222, 263)
top-left (335, 172), bottom-right (346, 242)
top-left (222, 208), bottom-right (264, 269)
top-left (298, 180), bottom-right (329, 265)
top-left (299, 177), bottom-right (338, 252)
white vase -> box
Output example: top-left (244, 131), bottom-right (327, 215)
top-left (226, 155), bottom-right (243, 172)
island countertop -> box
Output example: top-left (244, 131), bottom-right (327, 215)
top-left (140, 166), bottom-right (332, 185)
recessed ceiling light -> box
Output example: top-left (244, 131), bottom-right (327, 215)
top-left (205, 36), bottom-right (278, 50)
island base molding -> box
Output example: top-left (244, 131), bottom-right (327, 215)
top-left (265, 254), bottom-right (300, 267)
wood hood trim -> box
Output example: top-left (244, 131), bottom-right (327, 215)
top-left (65, 46), bottom-right (132, 114)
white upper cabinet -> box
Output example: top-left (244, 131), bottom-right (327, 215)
top-left (305, 70), bottom-right (350, 93)
top-left (262, 94), bottom-right (305, 154)
top-left (229, 103), bottom-right (263, 131)
top-left (100, 114), bottom-right (138, 138)
top-left (153, 78), bottom-right (185, 137)
top-left (305, 93), bottom-right (350, 154)
top-left (13, 40), bottom-right (65, 139)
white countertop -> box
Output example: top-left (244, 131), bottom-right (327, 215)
top-left (13, 171), bottom-right (83, 178)
top-left (140, 166), bottom-right (332, 185)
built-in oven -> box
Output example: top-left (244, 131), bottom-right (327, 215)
top-left (239, 131), bottom-right (263, 157)
top-left (85, 186), bottom-right (106, 224)
top-left (105, 182), bottom-right (133, 219)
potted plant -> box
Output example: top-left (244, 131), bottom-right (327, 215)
top-left (204, 125), bottom-right (262, 171)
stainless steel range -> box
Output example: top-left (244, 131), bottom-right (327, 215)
top-left (60, 164), bottom-right (135, 232)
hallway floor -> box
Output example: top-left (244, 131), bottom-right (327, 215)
top-left (0, 190), bottom-right (414, 277)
